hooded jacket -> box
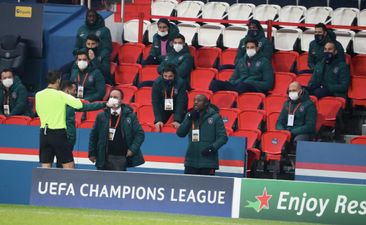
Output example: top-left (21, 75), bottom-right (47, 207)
top-left (89, 104), bottom-right (145, 168)
top-left (0, 76), bottom-right (32, 116)
top-left (230, 52), bottom-right (274, 93)
top-left (276, 89), bottom-right (317, 136)
top-left (74, 12), bottom-right (112, 55)
top-left (308, 29), bottom-right (345, 70)
top-left (149, 23), bottom-right (180, 62)
top-left (235, 20), bottom-right (273, 64)
top-left (88, 47), bottom-right (112, 83)
top-left (177, 106), bottom-right (228, 169)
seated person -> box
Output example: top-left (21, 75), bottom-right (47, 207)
top-left (70, 50), bottom-right (105, 102)
top-left (308, 23), bottom-right (345, 71)
top-left (157, 34), bottom-right (194, 88)
top-left (234, 19), bottom-right (273, 64)
top-left (209, 39), bottom-right (274, 94)
top-left (307, 41), bottom-right (350, 99)
top-left (143, 18), bottom-right (179, 65)
top-left (276, 81), bottom-right (317, 154)
top-left (152, 64), bottom-right (188, 132)
top-left (74, 9), bottom-right (112, 55)
top-left (85, 34), bottom-right (113, 84)
top-left (0, 69), bottom-right (32, 117)
top-left (0, 35), bottom-right (26, 76)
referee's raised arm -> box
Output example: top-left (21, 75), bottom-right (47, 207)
top-left (35, 71), bottom-right (83, 169)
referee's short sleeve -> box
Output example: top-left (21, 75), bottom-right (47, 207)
top-left (61, 92), bottom-right (83, 109)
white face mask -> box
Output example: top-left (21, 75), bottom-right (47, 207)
top-left (158, 31), bottom-right (168, 37)
top-left (246, 49), bottom-right (256, 58)
top-left (108, 97), bottom-right (120, 108)
top-left (173, 44), bottom-right (183, 53)
top-left (77, 60), bottom-right (88, 70)
top-left (289, 91), bottom-right (299, 101)
top-left (2, 78), bottom-right (13, 88)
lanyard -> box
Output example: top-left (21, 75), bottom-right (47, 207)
top-left (77, 72), bottom-right (89, 86)
top-left (164, 86), bottom-right (174, 99)
top-left (109, 112), bottom-right (122, 129)
top-left (288, 102), bottom-right (301, 115)
top-left (2, 90), bottom-right (9, 105)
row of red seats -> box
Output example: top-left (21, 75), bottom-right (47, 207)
top-left (111, 42), bottom-right (366, 76)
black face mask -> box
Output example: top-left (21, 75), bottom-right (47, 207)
top-left (163, 79), bottom-right (173, 86)
top-left (314, 34), bottom-right (324, 43)
top-left (191, 109), bottom-right (200, 121)
top-left (248, 29), bottom-right (259, 38)
top-left (324, 52), bottom-right (334, 64)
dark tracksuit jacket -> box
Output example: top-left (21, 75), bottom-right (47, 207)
top-left (276, 90), bottom-right (317, 137)
top-left (152, 76), bottom-right (188, 124)
top-left (177, 107), bottom-right (228, 169)
top-left (0, 76), bottom-right (32, 116)
top-left (89, 104), bottom-right (145, 168)
top-left (235, 20), bottom-right (273, 64)
top-left (308, 30), bottom-right (345, 70)
top-left (308, 56), bottom-right (350, 98)
top-left (149, 23), bottom-right (179, 63)
top-left (89, 47), bottom-right (112, 83)
top-left (230, 53), bottom-right (274, 93)
top-left (70, 65), bottom-right (106, 102)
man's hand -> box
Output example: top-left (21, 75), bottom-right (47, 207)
top-left (89, 156), bottom-right (96, 163)
top-left (201, 146), bottom-right (216, 156)
top-left (171, 121), bottom-right (180, 129)
top-left (88, 49), bottom-right (95, 60)
top-left (106, 101), bottom-right (114, 108)
top-left (155, 121), bottom-right (164, 132)
top-left (126, 149), bottom-right (134, 157)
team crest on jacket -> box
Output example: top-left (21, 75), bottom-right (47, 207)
top-left (126, 117), bottom-right (131, 124)
top-left (208, 118), bottom-right (213, 125)
top-left (300, 106), bottom-right (304, 112)
top-left (95, 31), bottom-right (101, 37)
top-left (256, 61), bottom-right (261, 67)
top-left (258, 42), bottom-right (263, 48)
top-left (178, 56), bottom-right (183, 61)
top-left (11, 92), bottom-right (17, 99)
top-left (88, 76), bottom-right (94, 82)
top-left (174, 88), bottom-right (178, 95)
top-left (333, 67), bottom-right (339, 73)
top-left (5, 52), bottom-right (10, 58)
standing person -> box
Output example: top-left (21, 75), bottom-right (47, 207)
top-left (89, 89), bottom-right (145, 171)
top-left (0, 69), bottom-right (32, 117)
top-left (176, 94), bottom-right (228, 175)
top-left (74, 9), bottom-right (112, 55)
top-left (152, 65), bottom-right (187, 132)
top-left (35, 71), bottom-right (83, 169)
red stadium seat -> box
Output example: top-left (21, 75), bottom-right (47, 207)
top-left (28, 117), bottom-right (41, 126)
top-left (143, 44), bottom-right (152, 61)
top-left (269, 72), bottom-right (296, 96)
top-left (79, 121), bottom-right (95, 129)
top-left (111, 42), bottom-right (120, 61)
top-left (102, 84), bottom-right (113, 101)
top-left (4, 116), bottom-right (32, 125)
top-left (0, 115), bottom-right (5, 124)
top-left (318, 97), bottom-right (345, 127)
top-left (220, 48), bottom-right (237, 66)
top-left (85, 103), bottom-right (104, 122)
top-left (247, 147), bottom-right (261, 176)
top-left (267, 112), bottom-right (280, 131)
top-left (141, 123), bottom-right (155, 132)
top-left (216, 69), bottom-right (233, 81)
top-left (187, 90), bottom-right (213, 109)
top-left (295, 73), bottom-right (312, 87)
top-left (233, 129), bottom-right (261, 148)
top-left (264, 95), bottom-right (287, 115)
top-left (161, 124), bottom-right (177, 133)
top-left (237, 92), bottom-right (265, 111)
top-left (348, 76), bottom-right (366, 107)
top-left (137, 105), bottom-right (155, 125)
top-left (272, 51), bottom-right (299, 72)
top-left (219, 108), bottom-right (239, 134)
top-left (350, 136), bottom-right (366, 145)
top-left (237, 109), bottom-right (266, 130)
top-left (190, 68), bottom-right (217, 90)
top-left (118, 43), bottom-right (144, 64)
top-left (115, 84), bottom-right (138, 103)
top-left (351, 55), bottom-right (366, 76)
top-left (188, 46), bottom-right (196, 59)
top-left (134, 87), bottom-right (152, 105)
top-left (296, 52), bottom-right (310, 72)
top-left (195, 47), bottom-right (221, 68)
top-left (110, 62), bottom-right (117, 79)
top-left (261, 131), bottom-right (289, 161)
top-left (115, 63), bottom-right (141, 85)
top-left (211, 91), bottom-right (238, 109)
top-left (140, 65), bottom-right (159, 83)
top-left (345, 53), bottom-right (351, 65)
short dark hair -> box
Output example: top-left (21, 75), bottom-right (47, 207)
top-left (110, 88), bottom-right (124, 100)
top-left (315, 23), bottom-right (327, 32)
top-left (245, 38), bottom-right (258, 47)
top-left (173, 33), bottom-right (185, 42)
top-left (324, 41), bottom-right (336, 48)
top-left (162, 64), bottom-right (177, 76)
top-left (46, 71), bottom-right (61, 84)
top-left (60, 80), bottom-right (76, 91)
top-left (1, 68), bottom-right (13, 75)
top-left (86, 34), bottom-right (100, 43)
top-left (76, 50), bottom-right (89, 59)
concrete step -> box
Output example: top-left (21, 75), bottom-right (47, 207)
top-left (362, 124), bottom-right (366, 135)
top-left (344, 135), bottom-right (359, 144)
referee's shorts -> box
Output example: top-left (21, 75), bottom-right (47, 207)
top-left (39, 128), bottom-right (74, 164)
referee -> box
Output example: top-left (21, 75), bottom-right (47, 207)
top-left (35, 71), bottom-right (83, 169)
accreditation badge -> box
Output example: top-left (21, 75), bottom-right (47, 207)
top-left (3, 104), bottom-right (10, 115)
top-left (192, 129), bottom-right (200, 142)
top-left (109, 128), bottom-right (116, 141)
top-left (164, 98), bottom-right (174, 111)
top-left (77, 85), bottom-right (84, 98)
top-left (287, 114), bottom-right (294, 127)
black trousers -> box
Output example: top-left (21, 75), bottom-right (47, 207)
top-left (184, 166), bottom-right (215, 176)
top-left (306, 86), bottom-right (334, 99)
top-left (98, 155), bottom-right (127, 171)
top-left (209, 80), bottom-right (258, 94)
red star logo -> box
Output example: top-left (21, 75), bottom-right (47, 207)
top-left (256, 187), bottom-right (272, 210)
